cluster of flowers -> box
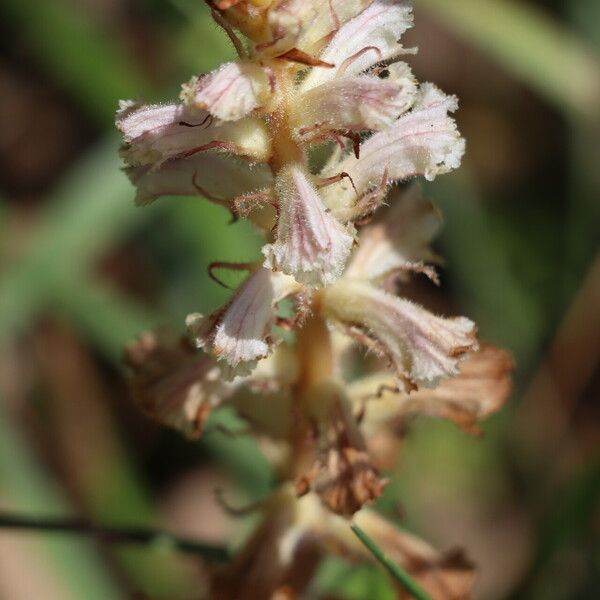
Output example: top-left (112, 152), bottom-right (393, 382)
top-left (118, 1), bottom-right (513, 598)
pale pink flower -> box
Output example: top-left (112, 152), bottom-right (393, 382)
top-left (181, 61), bottom-right (271, 121)
top-left (262, 164), bottom-right (354, 286)
top-left (186, 268), bottom-right (302, 378)
top-left (116, 101), bottom-right (270, 167)
top-left (321, 279), bottom-right (478, 391)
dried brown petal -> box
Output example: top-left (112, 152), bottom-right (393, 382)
top-left (123, 331), bottom-right (226, 438)
top-left (350, 345), bottom-right (513, 436)
top-left (300, 388), bottom-right (386, 516)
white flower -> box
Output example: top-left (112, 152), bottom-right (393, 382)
top-left (116, 101), bottom-right (271, 166)
top-left (126, 153), bottom-right (273, 206)
top-left (186, 268), bottom-right (302, 378)
top-left (321, 278), bottom-right (478, 390)
top-left (301, 0), bottom-right (415, 91)
top-left (262, 164), bottom-right (354, 287)
top-left (322, 84), bottom-right (466, 216)
top-left (292, 62), bottom-right (417, 136)
top-left (181, 61), bottom-right (271, 121)
top-left (344, 185), bottom-right (442, 281)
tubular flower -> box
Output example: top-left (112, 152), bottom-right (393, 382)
top-left (118, 1), bottom-right (513, 597)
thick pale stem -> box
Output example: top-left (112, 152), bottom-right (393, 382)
top-left (268, 63), bottom-right (304, 172)
top-left (296, 309), bottom-right (334, 392)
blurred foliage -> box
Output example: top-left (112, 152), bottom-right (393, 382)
top-left (0, 0), bottom-right (598, 599)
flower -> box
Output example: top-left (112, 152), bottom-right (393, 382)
top-left (118, 1), bottom-right (513, 595)
top-left (116, 101), bottom-right (271, 167)
top-left (321, 278), bottom-right (478, 391)
top-left (123, 331), bottom-right (227, 438)
top-left (262, 163), bottom-right (354, 286)
top-left (186, 268), bottom-right (302, 378)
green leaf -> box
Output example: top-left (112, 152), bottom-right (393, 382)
top-left (351, 523), bottom-right (433, 600)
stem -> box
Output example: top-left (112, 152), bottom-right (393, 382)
top-left (296, 309), bottom-right (334, 391)
top-left (268, 63), bottom-right (304, 172)
top-left (351, 523), bottom-right (433, 600)
top-left (0, 512), bottom-right (230, 562)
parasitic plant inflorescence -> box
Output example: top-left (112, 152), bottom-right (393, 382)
top-left (118, 2), bottom-right (513, 598)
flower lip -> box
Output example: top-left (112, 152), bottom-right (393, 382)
top-left (262, 163), bottom-right (354, 287)
top-left (181, 61), bottom-right (271, 121)
top-left (116, 101), bottom-right (271, 166)
top-left (321, 279), bottom-right (479, 391)
top-left (186, 268), bottom-right (302, 378)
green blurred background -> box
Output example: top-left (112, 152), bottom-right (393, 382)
top-left (0, 0), bottom-right (598, 598)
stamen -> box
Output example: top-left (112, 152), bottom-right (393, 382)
top-left (336, 46), bottom-right (382, 79)
top-left (181, 140), bottom-right (238, 158)
top-left (210, 8), bottom-right (247, 59)
top-left (316, 172), bottom-right (358, 195)
top-left (178, 113), bottom-right (213, 129)
top-left (191, 172), bottom-right (230, 208)
top-left (276, 48), bottom-right (335, 69)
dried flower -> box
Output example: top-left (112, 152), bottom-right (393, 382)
top-left (123, 331), bottom-right (226, 438)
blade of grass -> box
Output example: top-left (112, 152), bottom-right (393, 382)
top-left (350, 523), bottom-right (433, 600)
top-left (419, 0), bottom-right (600, 120)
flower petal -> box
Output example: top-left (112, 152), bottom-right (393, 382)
top-left (181, 61), bottom-right (271, 121)
top-left (263, 0), bottom-right (372, 58)
top-left (296, 384), bottom-right (386, 516)
top-left (349, 345), bottom-right (513, 436)
top-left (321, 279), bottom-right (479, 389)
top-left (302, 0), bottom-right (414, 90)
top-left (321, 84), bottom-right (465, 216)
top-left (345, 185), bottom-right (442, 281)
top-left (293, 62), bottom-right (417, 135)
top-left (186, 268), bottom-right (302, 378)
top-left (123, 331), bottom-right (227, 439)
top-left (125, 153), bottom-right (273, 206)
top-left (116, 101), bottom-right (271, 166)
top-left (262, 164), bottom-right (354, 287)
